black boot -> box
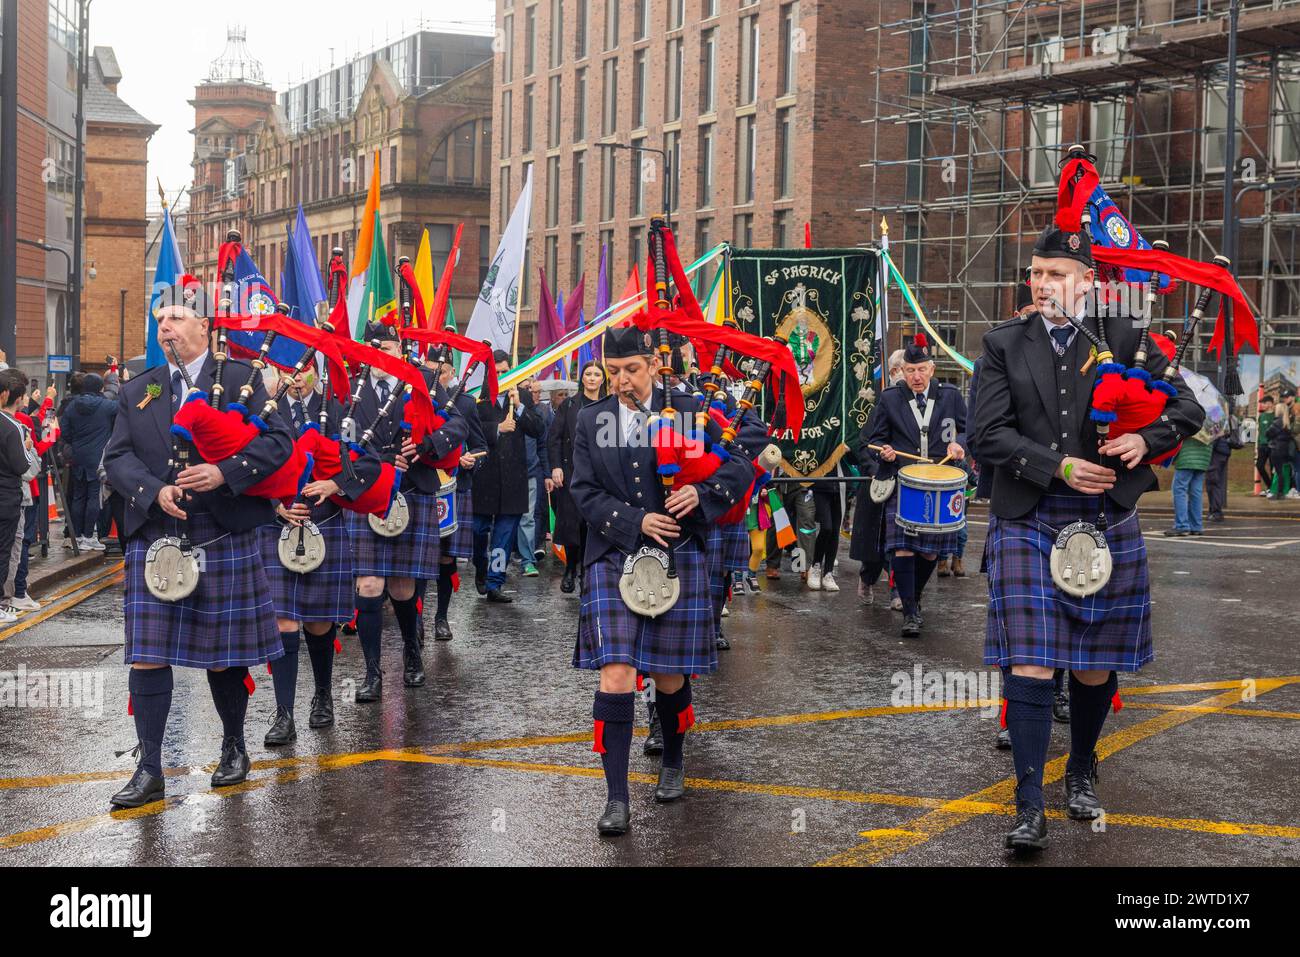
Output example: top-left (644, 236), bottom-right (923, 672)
top-left (263, 707), bottom-right (297, 747)
top-left (357, 659), bottom-right (383, 703)
top-left (1004, 786), bottom-right (1049, 852)
top-left (995, 727), bottom-right (1011, 750)
top-left (715, 631), bottom-right (730, 651)
top-left (644, 708), bottom-right (664, 756)
top-left (596, 800), bottom-right (630, 836)
top-left (210, 737), bottom-right (251, 788)
top-left (1053, 689), bottom-right (1071, 724)
top-left (561, 568), bottom-right (576, 593)
top-left (654, 765), bottom-right (686, 803)
top-left (308, 688), bottom-right (334, 728)
top-left (434, 617), bottom-right (453, 640)
top-left (486, 588), bottom-right (513, 603)
top-left (403, 643), bottom-right (426, 687)
top-left (1064, 752), bottom-right (1103, 820)
top-left (474, 564), bottom-right (487, 595)
top-left (109, 751), bottom-right (165, 809)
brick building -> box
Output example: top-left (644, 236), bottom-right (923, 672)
top-left (492, 0), bottom-right (880, 347)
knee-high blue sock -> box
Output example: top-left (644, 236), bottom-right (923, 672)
top-left (303, 625), bottom-right (336, 692)
top-left (653, 680), bottom-right (694, 770)
top-left (128, 667), bottom-right (172, 777)
top-left (390, 594), bottom-right (420, 652)
top-left (893, 554), bottom-right (918, 616)
top-left (593, 691), bottom-right (635, 804)
top-left (270, 628), bottom-right (300, 714)
top-left (1068, 671), bottom-right (1117, 772)
top-left (1004, 674), bottom-right (1055, 810)
top-left (435, 561), bottom-right (454, 619)
top-left (913, 555), bottom-right (938, 603)
top-left (355, 593), bottom-right (385, 668)
top-left (206, 667), bottom-right (250, 751)
top-left (1053, 667), bottom-right (1065, 693)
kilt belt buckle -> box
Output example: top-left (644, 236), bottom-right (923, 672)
top-left (1049, 520), bottom-right (1113, 598)
top-left (368, 491), bottom-right (411, 538)
top-left (144, 536), bottom-right (202, 601)
top-left (619, 545), bottom-right (681, 619)
top-left (278, 520), bottom-right (327, 574)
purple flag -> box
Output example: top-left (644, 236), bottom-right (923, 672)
top-left (593, 244), bottom-right (610, 362)
top-left (535, 268), bottom-right (566, 380)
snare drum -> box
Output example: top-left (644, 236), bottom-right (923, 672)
top-left (436, 469), bottom-right (458, 538)
top-left (895, 463), bottom-right (966, 535)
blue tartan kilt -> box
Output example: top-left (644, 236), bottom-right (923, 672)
top-left (884, 492), bottom-right (960, 557)
top-left (346, 489), bottom-right (440, 580)
top-left (258, 510), bottom-right (355, 623)
top-left (124, 509), bottom-right (283, 669)
top-left (574, 538), bottom-right (717, 675)
top-left (444, 485), bottom-right (476, 559)
top-left (984, 488), bottom-right (1153, 672)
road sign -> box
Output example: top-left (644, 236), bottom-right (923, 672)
top-left (48, 355), bottom-right (73, 374)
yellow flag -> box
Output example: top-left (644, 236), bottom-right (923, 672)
top-left (414, 229), bottom-right (436, 327)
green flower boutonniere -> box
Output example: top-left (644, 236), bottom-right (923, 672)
top-left (137, 383), bottom-right (163, 410)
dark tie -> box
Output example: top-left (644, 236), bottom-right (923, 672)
top-left (1050, 326), bottom-right (1073, 355)
top-left (914, 391), bottom-right (927, 412)
top-left (171, 370), bottom-right (183, 406)
top-left (376, 380), bottom-right (391, 406)
top-left (291, 401), bottom-right (305, 431)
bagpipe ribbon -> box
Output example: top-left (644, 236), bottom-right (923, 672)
top-left (293, 424), bottom-right (399, 514)
top-left (327, 337), bottom-right (438, 445)
top-left (214, 313), bottom-right (351, 404)
top-left (172, 392), bottom-right (307, 500)
top-left (395, 259), bottom-right (429, 333)
top-left (398, 327), bottom-right (500, 405)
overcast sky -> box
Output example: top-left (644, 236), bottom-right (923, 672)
top-left (90, 0), bottom-right (496, 210)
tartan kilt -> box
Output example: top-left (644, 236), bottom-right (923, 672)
top-left (573, 538), bottom-right (717, 675)
top-left (258, 510), bottom-right (355, 623)
top-left (124, 509), bottom-right (283, 669)
top-left (984, 489), bottom-right (1153, 672)
top-left (884, 492), bottom-right (960, 557)
top-left (444, 484), bottom-right (476, 559)
top-left (346, 489), bottom-right (440, 580)
top-left (705, 521), bottom-right (753, 580)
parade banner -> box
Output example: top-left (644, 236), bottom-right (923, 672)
top-left (729, 248), bottom-right (879, 476)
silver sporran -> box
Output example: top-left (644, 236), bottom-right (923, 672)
top-left (618, 545), bottom-right (681, 618)
top-left (368, 491), bottom-right (410, 537)
top-left (1049, 521), bottom-right (1113, 598)
top-left (277, 520), bottom-right (326, 573)
top-left (869, 476), bottom-right (896, 504)
top-left (144, 536), bottom-right (201, 601)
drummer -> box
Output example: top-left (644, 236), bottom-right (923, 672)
top-left (862, 333), bottom-right (967, 638)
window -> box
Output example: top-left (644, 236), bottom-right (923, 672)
top-left (779, 2), bottom-right (800, 95)
top-left (452, 127), bottom-right (474, 184)
top-left (776, 109), bottom-right (793, 198)
top-left (481, 120), bottom-right (493, 184)
top-left (1204, 82), bottom-right (1244, 174)
top-left (668, 0), bottom-right (684, 30)
top-left (573, 150), bottom-right (586, 223)
top-left (548, 75), bottom-right (562, 148)
top-left (665, 38), bottom-right (683, 122)
top-left (699, 29), bottom-right (716, 113)
top-left (739, 15), bottom-right (759, 106)
top-left (547, 155), bottom-right (561, 227)
top-left (500, 166), bottom-right (511, 222)
top-left (500, 90), bottom-right (513, 157)
top-left (550, 0), bottom-right (564, 68)
top-left (523, 84), bottom-right (534, 152)
top-left (430, 139), bottom-right (450, 183)
top-left (736, 115), bottom-right (756, 204)
top-left (604, 0), bottom-right (619, 50)
top-left (571, 233), bottom-right (585, 286)
top-left (633, 50), bottom-right (648, 129)
top-left (524, 4), bottom-right (536, 75)
top-left (1091, 101), bottom-right (1128, 180)
top-left (773, 209), bottom-right (791, 248)
top-left (479, 225), bottom-right (491, 285)
top-left (1029, 106), bottom-right (1061, 187)
top-left (635, 0), bottom-right (649, 40)
top-left (698, 125), bottom-right (714, 206)
top-left (575, 0), bottom-right (589, 59)
top-left (664, 130), bottom-right (680, 212)
top-left (631, 138), bottom-right (646, 216)
top-left (390, 145), bottom-right (398, 185)
top-left (601, 146), bottom-right (616, 221)
top-left (629, 226), bottom-right (645, 273)
top-left (502, 14), bottom-right (514, 81)
top-left (599, 228), bottom-right (614, 282)
top-left (733, 213), bottom-right (753, 247)
top-left (696, 218), bottom-right (712, 258)
top-left (1275, 75), bottom-right (1300, 167)
top-left (545, 235), bottom-right (558, 289)
top-left (702, 0), bottom-right (718, 18)
top-left (428, 224), bottom-right (454, 270)
top-left (602, 58), bottom-right (618, 135)
top-left (574, 68), bottom-right (588, 140)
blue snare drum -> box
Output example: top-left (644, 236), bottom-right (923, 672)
top-left (895, 463), bottom-right (966, 535)
top-left (436, 470), bottom-right (458, 538)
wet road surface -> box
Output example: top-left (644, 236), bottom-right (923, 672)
top-left (1, 510), bottom-right (1297, 867)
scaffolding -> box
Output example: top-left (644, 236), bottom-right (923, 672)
top-left (858, 0), bottom-right (1300, 379)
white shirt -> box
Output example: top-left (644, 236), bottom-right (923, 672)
top-left (617, 393), bottom-right (651, 445)
top-left (166, 352), bottom-right (206, 392)
top-left (369, 369), bottom-right (398, 401)
top-left (1041, 314), bottom-right (1081, 353)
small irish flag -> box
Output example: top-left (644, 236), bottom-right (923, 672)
top-left (769, 490), bottom-right (796, 549)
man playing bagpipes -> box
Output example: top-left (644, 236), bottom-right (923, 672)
top-left (570, 218), bottom-right (794, 836)
top-left (103, 278), bottom-right (296, 808)
top-left (345, 320), bottom-right (469, 700)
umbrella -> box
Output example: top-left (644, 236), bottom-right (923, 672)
top-left (1179, 367), bottom-right (1230, 443)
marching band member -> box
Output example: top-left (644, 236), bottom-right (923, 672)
top-left (973, 224), bottom-right (1202, 852)
top-left (570, 325), bottom-right (765, 836)
top-left (345, 321), bottom-right (468, 700)
top-left (862, 334), bottom-right (967, 639)
top-left (104, 279), bottom-right (295, 808)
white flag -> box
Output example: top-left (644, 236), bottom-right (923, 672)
top-left (465, 166), bottom-right (533, 389)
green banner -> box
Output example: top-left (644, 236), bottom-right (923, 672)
top-left (729, 248), bottom-right (879, 475)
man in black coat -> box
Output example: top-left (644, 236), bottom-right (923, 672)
top-left (471, 350), bottom-right (545, 602)
top-left (60, 372), bottom-right (117, 550)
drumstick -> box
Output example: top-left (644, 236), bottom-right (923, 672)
top-left (936, 453), bottom-right (954, 467)
top-left (867, 444), bottom-right (931, 464)
top-left (467, 450), bottom-right (489, 459)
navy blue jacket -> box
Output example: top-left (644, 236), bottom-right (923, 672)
top-left (570, 387), bottom-right (767, 566)
top-left (61, 391), bottom-right (118, 471)
top-left (450, 390), bottom-right (488, 490)
top-left (104, 355), bottom-right (295, 540)
top-left (347, 368), bottom-right (468, 496)
top-left (861, 380), bottom-right (968, 479)
top-left (276, 390), bottom-right (383, 522)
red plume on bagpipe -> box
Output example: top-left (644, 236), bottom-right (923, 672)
top-left (171, 392), bottom-right (308, 500)
top-left (294, 425), bottom-right (399, 515)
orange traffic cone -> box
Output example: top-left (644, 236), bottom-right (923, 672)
top-left (47, 475), bottom-right (60, 522)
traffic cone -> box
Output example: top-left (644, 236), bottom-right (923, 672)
top-left (47, 475), bottom-right (59, 522)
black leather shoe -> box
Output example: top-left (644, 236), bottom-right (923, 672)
top-left (644, 711), bottom-right (664, 756)
top-left (264, 707), bottom-right (297, 747)
top-left (995, 727), bottom-right (1011, 750)
top-left (561, 569), bottom-right (576, 593)
top-left (1064, 753), bottom-right (1103, 820)
top-left (486, 588), bottom-right (513, 603)
top-left (1052, 690), bottom-right (1071, 724)
top-left (474, 566), bottom-right (487, 595)
top-left (356, 663), bottom-right (383, 703)
top-left (715, 633), bottom-right (730, 650)
top-left (1004, 804), bottom-right (1049, 852)
top-left (308, 689), bottom-right (334, 728)
top-left (434, 617), bottom-right (453, 641)
top-left (210, 738), bottom-right (250, 788)
top-left (655, 765), bottom-right (686, 802)
top-left (403, 646), bottom-right (426, 687)
top-left (596, 800), bottom-right (630, 836)
top-left (901, 616), bottom-right (921, 638)
top-left (110, 765), bottom-right (165, 809)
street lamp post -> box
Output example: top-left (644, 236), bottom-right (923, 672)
top-left (1219, 0), bottom-right (1242, 396)
top-left (119, 288), bottom-right (127, 366)
top-left (69, 0), bottom-right (94, 375)
top-left (16, 238), bottom-right (73, 386)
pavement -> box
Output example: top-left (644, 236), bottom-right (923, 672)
top-left (0, 510), bottom-right (1296, 867)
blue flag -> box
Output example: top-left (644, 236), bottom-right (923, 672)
top-left (225, 247), bottom-right (309, 370)
top-left (287, 204), bottom-right (327, 319)
top-left (145, 207), bottom-right (184, 369)
top-left (577, 306), bottom-right (592, 370)
top-left (1087, 183), bottom-right (1171, 292)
